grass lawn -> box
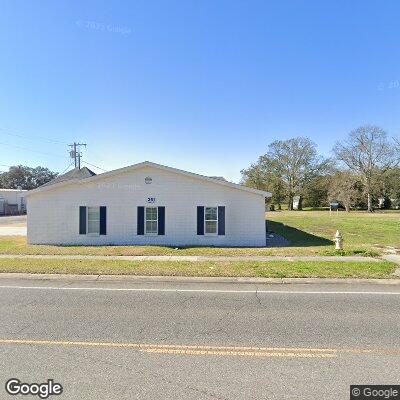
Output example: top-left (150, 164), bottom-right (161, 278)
top-left (268, 210), bottom-right (400, 254)
top-left (0, 210), bottom-right (398, 257)
top-left (0, 258), bottom-right (395, 279)
top-left (0, 235), bottom-right (377, 257)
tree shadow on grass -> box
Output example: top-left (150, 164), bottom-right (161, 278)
top-left (267, 220), bottom-right (333, 247)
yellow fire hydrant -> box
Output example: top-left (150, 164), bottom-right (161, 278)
top-left (334, 230), bottom-right (343, 250)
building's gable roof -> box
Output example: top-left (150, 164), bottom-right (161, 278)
top-left (27, 161), bottom-right (271, 198)
top-left (0, 188), bottom-right (28, 192)
top-left (208, 176), bottom-right (227, 182)
top-left (41, 167), bottom-right (96, 187)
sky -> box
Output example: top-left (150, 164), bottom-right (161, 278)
top-left (1, 0), bottom-right (400, 182)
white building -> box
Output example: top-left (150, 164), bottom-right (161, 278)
top-left (27, 162), bottom-right (271, 247)
top-left (0, 189), bottom-right (27, 215)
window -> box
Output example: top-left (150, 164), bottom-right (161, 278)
top-left (205, 207), bottom-right (218, 234)
top-left (87, 206), bottom-right (100, 234)
top-left (145, 207), bottom-right (158, 234)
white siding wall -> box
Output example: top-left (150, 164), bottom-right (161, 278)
top-left (0, 190), bottom-right (27, 212)
top-left (27, 167), bottom-right (266, 246)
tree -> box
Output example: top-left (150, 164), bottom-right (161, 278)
top-left (240, 162), bottom-right (268, 191)
top-left (0, 165), bottom-right (58, 190)
top-left (328, 171), bottom-right (361, 212)
top-left (333, 125), bottom-right (400, 212)
top-left (242, 138), bottom-right (329, 210)
top-left (268, 172), bottom-right (286, 210)
top-left (376, 167), bottom-right (400, 206)
top-left (303, 174), bottom-right (330, 208)
top-left (264, 138), bottom-right (329, 210)
top-left (30, 166), bottom-right (58, 188)
top-left (395, 137), bottom-right (400, 151)
top-left (241, 160), bottom-right (286, 209)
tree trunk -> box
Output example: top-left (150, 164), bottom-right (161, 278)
top-left (345, 204), bottom-right (350, 212)
top-left (288, 196), bottom-right (293, 210)
top-left (297, 196), bottom-right (303, 211)
top-left (367, 192), bottom-right (373, 212)
top-left (365, 177), bottom-right (374, 212)
top-left (278, 203), bottom-right (282, 210)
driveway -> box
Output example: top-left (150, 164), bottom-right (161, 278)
top-left (0, 215), bottom-right (27, 235)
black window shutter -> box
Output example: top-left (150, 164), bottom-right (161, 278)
top-left (197, 206), bottom-right (204, 235)
top-left (100, 206), bottom-right (107, 235)
top-left (79, 206), bottom-right (87, 234)
top-left (158, 206), bottom-right (165, 235)
top-left (137, 206), bottom-right (144, 235)
top-left (218, 206), bottom-right (225, 235)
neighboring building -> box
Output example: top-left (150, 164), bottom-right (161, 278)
top-left (0, 189), bottom-right (27, 216)
top-left (292, 195), bottom-right (302, 210)
top-left (26, 162), bottom-right (271, 246)
top-left (390, 198), bottom-right (400, 210)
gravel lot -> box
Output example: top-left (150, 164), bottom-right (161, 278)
top-left (0, 215), bottom-right (27, 235)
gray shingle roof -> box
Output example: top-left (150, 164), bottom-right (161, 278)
top-left (208, 176), bottom-right (227, 182)
top-left (41, 167), bottom-right (96, 187)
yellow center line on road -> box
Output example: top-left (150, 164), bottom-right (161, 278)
top-left (142, 348), bottom-right (336, 358)
top-left (0, 338), bottom-right (398, 358)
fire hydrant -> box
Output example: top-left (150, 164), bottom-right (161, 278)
top-left (334, 230), bottom-right (343, 250)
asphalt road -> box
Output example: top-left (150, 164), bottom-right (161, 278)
top-left (0, 277), bottom-right (399, 399)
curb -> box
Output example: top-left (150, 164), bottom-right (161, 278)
top-left (0, 272), bottom-right (400, 285)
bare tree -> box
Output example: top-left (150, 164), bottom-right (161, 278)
top-left (333, 125), bottom-right (400, 212)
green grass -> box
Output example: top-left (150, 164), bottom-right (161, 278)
top-left (0, 258), bottom-right (395, 278)
top-left (0, 236), bottom-right (377, 257)
top-left (0, 236), bottom-right (309, 256)
top-left (0, 210), bottom-right (398, 257)
top-left (268, 210), bottom-right (400, 254)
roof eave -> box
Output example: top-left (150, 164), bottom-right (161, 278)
top-left (26, 161), bottom-right (272, 198)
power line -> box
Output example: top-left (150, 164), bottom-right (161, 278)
top-left (59, 161), bottom-right (75, 175)
top-left (0, 127), bottom-right (67, 145)
top-left (0, 141), bottom-right (63, 158)
top-left (85, 148), bottom-right (114, 165)
top-left (82, 161), bottom-right (108, 172)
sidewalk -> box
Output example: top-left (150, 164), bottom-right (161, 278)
top-left (383, 254), bottom-right (400, 276)
top-left (0, 227), bottom-right (27, 236)
top-left (0, 254), bottom-right (384, 262)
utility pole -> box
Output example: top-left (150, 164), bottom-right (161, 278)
top-left (68, 142), bottom-right (87, 169)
